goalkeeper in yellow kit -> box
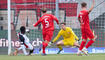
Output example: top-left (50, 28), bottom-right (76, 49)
top-left (51, 22), bottom-right (80, 54)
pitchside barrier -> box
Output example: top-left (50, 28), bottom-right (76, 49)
top-left (0, 29), bottom-right (105, 54)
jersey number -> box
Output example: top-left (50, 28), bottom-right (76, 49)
top-left (44, 18), bottom-right (49, 28)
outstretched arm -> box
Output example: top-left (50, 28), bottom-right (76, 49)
top-left (52, 31), bottom-right (61, 43)
top-left (88, 0), bottom-right (95, 13)
top-left (33, 18), bottom-right (42, 27)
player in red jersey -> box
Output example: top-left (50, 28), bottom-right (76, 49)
top-left (77, 0), bottom-right (97, 56)
top-left (33, 8), bottom-right (59, 55)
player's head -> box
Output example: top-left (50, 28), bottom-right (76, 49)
top-left (60, 22), bottom-right (66, 30)
top-left (20, 26), bottom-right (26, 34)
top-left (81, 2), bottom-right (87, 8)
top-left (41, 8), bottom-right (47, 13)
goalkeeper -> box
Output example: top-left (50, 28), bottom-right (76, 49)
top-left (51, 22), bottom-right (80, 54)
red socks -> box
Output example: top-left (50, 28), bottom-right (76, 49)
top-left (42, 42), bottom-right (48, 54)
top-left (79, 41), bottom-right (86, 50)
top-left (86, 40), bottom-right (94, 49)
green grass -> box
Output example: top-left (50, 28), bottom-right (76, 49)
top-left (0, 54), bottom-right (105, 60)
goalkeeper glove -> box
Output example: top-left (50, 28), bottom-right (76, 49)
top-left (48, 41), bottom-right (53, 46)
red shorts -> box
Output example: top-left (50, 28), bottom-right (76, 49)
top-left (81, 28), bottom-right (94, 40)
top-left (42, 30), bottom-right (53, 42)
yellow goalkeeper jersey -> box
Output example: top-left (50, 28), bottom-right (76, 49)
top-left (53, 27), bottom-right (79, 43)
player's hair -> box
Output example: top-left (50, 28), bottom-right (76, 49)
top-left (81, 2), bottom-right (87, 7)
top-left (60, 22), bottom-right (66, 25)
top-left (20, 26), bottom-right (26, 34)
top-left (41, 8), bottom-right (47, 13)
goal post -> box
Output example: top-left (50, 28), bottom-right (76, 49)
top-left (7, 0), bottom-right (11, 55)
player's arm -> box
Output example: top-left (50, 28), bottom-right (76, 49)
top-left (33, 18), bottom-right (42, 27)
top-left (78, 16), bottom-right (81, 23)
top-left (78, 14), bottom-right (84, 26)
top-left (52, 31), bottom-right (61, 43)
top-left (69, 28), bottom-right (79, 40)
top-left (88, 0), bottom-right (95, 13)
top-left (19, 35), bottom-right (25, 44)
top-left (52, 15), bottom-right (59, 24)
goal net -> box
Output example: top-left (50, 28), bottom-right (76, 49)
top-left (0, 0), bottom-right (105, 55)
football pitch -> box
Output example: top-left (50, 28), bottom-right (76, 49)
top-left (0, 54), bottom-right (105, 60)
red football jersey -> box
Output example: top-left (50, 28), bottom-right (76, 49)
top-left (33, 14), bottom-right (59, 31)
top-left (78, 10), bottom-right (90, 28)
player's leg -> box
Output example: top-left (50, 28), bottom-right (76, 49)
top-left (81, 30), bottom-right (96, 55)
top-left (13, 48), bottom-right (18, 56)
top-left (73, 42), bottom-right (80, 48)
top-left (77, 39), bottom-right (87, 56)
top-left (78, 33), bottom-right (87, 51)
top-left (38, 32), bottom-right (46, 52)
top-left (77, 30), bottom-right (87, 56)
top-left (38, 31), bottom-right (46, 54)
top-left (13, 45), bottom-right (23, 56)
top-left (42, 31), bottom-right (53, 55)
top-left (28, 46), bottom-right (34, 55)
top-left (21, 45), bottom-right (29, 55)
top-left (73, 41), bottom-right (87, 56)
top-left (18, 44), bottom-right (28, 55)
top-left (56, 40), bottom-right (64, 54)
top-left (42, 40), bottom-right (48, 55)
top-left (79, 30), bottom-right (87, 50)
top-left (85, 29), bottom-right (97, 50)
top-left (26, 43), bottom-right (34, 55)
top-left (14, 45), bottom-right (28, 56)
top-left (79, 39), bottom-right (87, 50)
